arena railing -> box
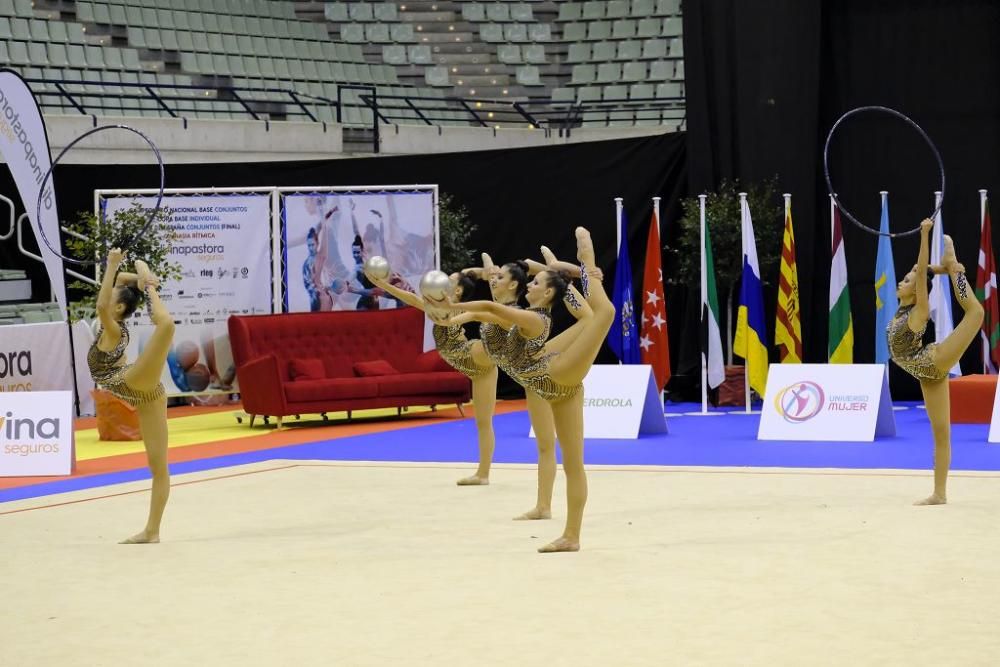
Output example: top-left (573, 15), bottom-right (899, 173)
top-left (24, 78), bottom-right (686, 153)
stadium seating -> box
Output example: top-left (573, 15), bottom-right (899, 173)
top-left (3, 0), bottom-right (686, 129)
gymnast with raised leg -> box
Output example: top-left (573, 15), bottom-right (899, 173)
top-left (88, 248), bottom-right (176, 543)
top-left (889, 218), bottom-right (983, 505)
top-left (439, 228), bottom-right (615, 552)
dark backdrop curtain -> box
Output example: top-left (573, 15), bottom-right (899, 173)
top-left (684, 0), bottom-right (1000, 398)
top-left (0, 132), bottom-right (686, 397)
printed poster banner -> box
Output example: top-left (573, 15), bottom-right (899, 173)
top-left (758, 363), bottom-right (896, 441)
top-left (0, 321), bottom-right (74, 394)
top-left (0, 390), bottom-right (74, 476)
top-left (0, 69), bottom-right (67, 315)
top-left (102, 194), bottom-right (272, 395)
top-left (530, 364), bottom-right (667, 439)
top-left (283, 191), bottom-right (436, 313)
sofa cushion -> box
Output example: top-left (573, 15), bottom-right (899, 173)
top-left (377, 372), bottom-right (470, 397)
top-left (354, 359), bottom-right (399, 377)
top-left (289, 357), bottom-right (325, 381)
top-left (284, 377), bottom-right (381, 403)
top-left (411, 349), bottom-right (452, 373)
top-left (323, 353), bottom-right (355, 379)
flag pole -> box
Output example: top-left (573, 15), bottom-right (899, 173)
top-left (980, 188), bottom-right (989, 374)
top-left (615, 197), bottom-right (623, 254)
top-left (739, 191), bottom-right (751, 414)
top-left (699, 193), bottom-right (709, 414)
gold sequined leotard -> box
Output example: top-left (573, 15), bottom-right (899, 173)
top-left (87, 321), bottom-right (166, 407)
top-left (479, 321), bottom-right (510, 367)
top-left (501, 307), bottom-right (582, 403)
top-left (887, 304), bottom-right (948, 381)
top-left (432, 323), bottom-right (491, 379)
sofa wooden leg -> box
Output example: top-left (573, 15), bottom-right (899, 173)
top-left (249, 414), bottom-right (256, 428)
top-left (347, 410), bottom-right (352, 421)
top-left (321, 412), bottom-right (329, 421)
top-left (456, 403), bottom-right (465, 417)
top-left (397, 407), bottom-right (402, 416)
top-left (275, 416), bottom-right (283, 430)
top-left (430, 405), bottom-right (436, 412)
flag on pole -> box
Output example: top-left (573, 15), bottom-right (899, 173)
top-left (608, 207), bottom-right (641, 363)
top-left (775, 195), bottom-right (802, 363)
top-left (873, 192), bottom-right (898, 364)
top-left (977, 192), bottom-right (1000, 373)
top-left (733, 195), bottom-right (769, 396)
top-left (701, 202), bottom-right (725, 389)
top-left (640, 208), bottom-right (670, 391)
top-left (929, 192), bottom-right (961, 376)
top-left (828, 199), bottom-right (854, 363)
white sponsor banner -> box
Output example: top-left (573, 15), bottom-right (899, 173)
top-left (102, 194), bottom-right (272, 394)
top-left (283, 191), bottom-right (436, 313)
top-left (0, 69), bottom-right (66, 315)
top-left (758, 364), bottom-right (895, 441)
top-left (530, 364), bottom-right (668, 439)
top-left (0, 321), bottom-right (73, 393)
top-left (72, 320), bottom-right (97, 416)
top-left (0, 390), bottom-right (74, 476)
top-left (985, 380), bottom-right (1000, 442)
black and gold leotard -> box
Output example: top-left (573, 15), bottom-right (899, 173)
top-left (500, 307), bottom-right (582, 403)
top-left (87, 321), bottom-right (166, 407)
top-left (432, 323), bottom-right (491, 379)
top-left (887, 304), bottom-right (948, 381)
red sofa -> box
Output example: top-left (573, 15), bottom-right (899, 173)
top-left (228, 308), bottom-right (471, 427)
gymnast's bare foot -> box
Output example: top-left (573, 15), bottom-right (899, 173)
top-left (456, 475), bottom-right (489, 486)
top-left (513, 507), bottom-right (551, 520)
top-left (575, 227), bottom-right (596, 269)
top-left (942, 235), bottom-right (958, 271)
top-left (119, 530), bottom-right (160, 544)
top-left (914, 493), bottom-right (947, 506)
top-left (538, 536), bottom-right (580, 553)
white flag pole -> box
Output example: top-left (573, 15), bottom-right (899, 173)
top-left (739, 191), bottom-right (751, 414)
top-left (615, 197), bottom-right (624, 367)
top-left (699, 193), bottom-right (709, 413)
top-left (980, 188), bottom-right (991, 374)
top-left (615, 197), bottom-right (623, 254)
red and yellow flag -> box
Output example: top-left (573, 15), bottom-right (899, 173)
top-left (775, 195), bottom-right (802, 363)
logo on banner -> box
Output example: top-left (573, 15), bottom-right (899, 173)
top-left (774, 381), bottom-right (825, 423)
top-left (1, 410), bottom-right (63, 456)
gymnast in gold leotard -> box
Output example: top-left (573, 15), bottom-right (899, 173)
top-left (438, 228), bottom-right (615, 553)
top-left (89, 248), bottom-right (176, 543)
top-left (889, 219), bottom-right (983, 506)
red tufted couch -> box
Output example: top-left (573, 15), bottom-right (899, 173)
top-left (228, 307), bottom-right (471, 427)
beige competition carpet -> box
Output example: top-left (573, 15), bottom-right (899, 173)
top-left (2, 461), bottom-right (999, 666)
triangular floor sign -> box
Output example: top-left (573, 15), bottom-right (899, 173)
top-left (529, 364), bottom-right (668, 439)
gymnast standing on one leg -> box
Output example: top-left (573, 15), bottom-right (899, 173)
top-left (888, 218), bottom-right (983, 505)
top-left (88, 248), bottom-right (176, 543)
top-left (438, 228), bottom-right (615, 552)
top-left (365, 266), bottom-right (500, 485)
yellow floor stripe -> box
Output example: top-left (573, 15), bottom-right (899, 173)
top-left (75, 406), bottom-right (442, 462)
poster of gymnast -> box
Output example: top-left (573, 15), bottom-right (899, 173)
top-left (102, 194), bottom-right (273, 394)
top-left (282, 191), bottom-right (437, 313)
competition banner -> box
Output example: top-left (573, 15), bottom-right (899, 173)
top-left (0, 321), bottom-right (74, 393)
top-left (0, 69), bottom-right (67, 315)
top-left (0, 390), bottom-right (74, 477)
top-left (102, 194), bottom-right (272, 394)
top-left (283, 191), bottom-right (437, 313)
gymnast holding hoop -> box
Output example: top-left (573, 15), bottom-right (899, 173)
top-left (88, 248), bottom-right (176, 542)
top-left (826, 106), bottom-right (983, 505)
top-left (889, 221), bottom-right (982, 505)
top-left (34, 124), bottom-right (174, 541)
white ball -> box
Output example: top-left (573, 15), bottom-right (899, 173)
top-left (364, 255), bottom-right (390, 281)
top-left (420, 270), bottom-right (452, 301)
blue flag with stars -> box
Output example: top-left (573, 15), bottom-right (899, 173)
top-left (608, 209), bottom-right (641, 363)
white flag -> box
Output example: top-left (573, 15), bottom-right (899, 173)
top-left (929, 191), bottom-right (960, 376)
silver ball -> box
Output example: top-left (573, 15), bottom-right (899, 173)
top-left (364, 255), bottom-right (390, 281)
top-left (420, 270), bottom-right (452, 301)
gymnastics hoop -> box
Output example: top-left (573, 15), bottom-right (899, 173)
top-left (36, 124), bottom-right (165, 267)
top-left (823, 106), bottom-right (944, 239)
